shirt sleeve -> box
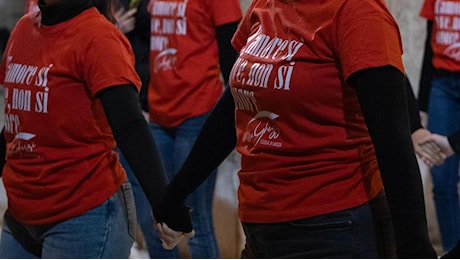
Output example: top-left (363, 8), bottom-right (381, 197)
top-left (335, 0), bottom-right (405, 81)
top-left (208, 0), bottom-right (242, 26)
top-left (83, 25), bottom-right (141, 96)
top-left (420, 0), bottom-right (435, 21)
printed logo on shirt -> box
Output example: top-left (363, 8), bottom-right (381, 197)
top-left (434, 0), bottom-right (460, 60)
top-left (230, 26), bottom-right (303, 92)
top-left (3, 55), bottom-right (50, 159)
top-left (229, 25), bottom-right (305, 150)
top-left (150, 0), bottom-right (188, 71)
top-left (7, 132), bottom-right (37, 159)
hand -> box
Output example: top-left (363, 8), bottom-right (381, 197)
top-left (422, 133), bottom-right (454, 158)
top-left (153, 202), bottom-right (193, 232)
top-left (155, 222), bottom-right (195, 250)
top-left (114, 7), bottom-right (137, 34)
top-left (418, 141), bottom-right (446, 168)
top-left (412, 128), bottom-right (446, 167)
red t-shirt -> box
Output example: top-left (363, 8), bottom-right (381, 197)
top-left (420, 0), bottom-right (460, 71)
top-left (147, 0), bottom-right (242, 127)
top-left (0, 8), bottom-right (141, 225)
top-left (230, 0), bottom-right (404, 223)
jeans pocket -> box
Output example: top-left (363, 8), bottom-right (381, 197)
top-left (286, 211), bottom-right (353, 231)
top-left (120, 181), bottom-right (137, 240)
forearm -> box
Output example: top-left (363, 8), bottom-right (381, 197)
top-left (99, 85), bottom-right (168, 210)
top-left (216, 22), bottom-right (240, 84)
top-left (418, 20), bottom-right (434, 112)
top-left (351, 66), bottom-right (436, 258)
top-left (166, 86), bottom-right (237, 204)
top-left (405, 76), bottom-right (423, 133)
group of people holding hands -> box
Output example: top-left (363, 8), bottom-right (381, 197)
top-left (0, 0), bottom-right (460, 259)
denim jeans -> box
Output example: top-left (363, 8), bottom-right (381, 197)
top-left (428, 75), bottom-right (460, 252)
top-left (118, 150), bottom-right (161, 258)
top-left (0, 182), bottom-right (136, 258)
top-left (148, 113), bottom-right (219, 259)
top-left (240, 202), bottom-right (379, 258)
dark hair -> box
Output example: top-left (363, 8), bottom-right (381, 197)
top-left (92, 0), bottom-right (117, 24)
top-left (0, 28), bottom-right (10, 57)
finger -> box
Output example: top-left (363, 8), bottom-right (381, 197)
top-left (161, 222), bottom-right (185, 237)
top-left (157, 223), bottom-right (181, 239)
top-left (423, 141), bottom-right (442, 153)
top-left (419, 156), bottom-right (434, 168)
top-left (125, 8), bottom-right (138, 17)
top-left (184, 230), bottom-right (195, 239)
top-left (114, 7), bottom-right (125, 19)
top-left (419, 143), bottom-right (446, 163)
top-left (418, 149), bottom-right (445, 165)
top-left (158, 229), bottom-right (184, 250)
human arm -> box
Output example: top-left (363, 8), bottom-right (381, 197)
top-left (98, 84), bottom-right (193, 234)
top-left (114, 7), bottom-right (137, 34)
top-left (216, 22), bottom-right (240, 84)
top-left (406, 76), bottom-right (445, 167)
top-left (420, 131), bottom-right (460, 159)
top-left (349, 65), bottom-right (437, 258)
top-left (418, 20), bottom-right (434, 127)
top-left (155, 86), bottom-right (237, 231)
top-left (0, 128), bottom-right (5, 178)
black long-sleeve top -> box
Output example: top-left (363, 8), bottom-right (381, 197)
top-left (0, 0), bottom-right (177, 226)
top-left (160, 65), bottom-right (436, 258)
top-left (416, 19), bottom-right (460, 155)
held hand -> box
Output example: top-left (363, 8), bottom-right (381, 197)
top-left (417, 141), bottom-right (446, 168)
top-left (114, 7), bottom-right (137, 34)
top-left (155, 222), bottom-right (195, 250)
top-left (422, 133), bottom-right (454, 158)
top-left (153, 203), bottom-right (193, 233)
top-left (412, 128), bottom-right (446, 167)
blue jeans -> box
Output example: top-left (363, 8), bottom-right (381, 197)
top-left (0, 182), bottom-right (136, 258)
top-left (148, 113), bottom-right (219, 259)
top-left (240, 202), bottom-right (378, 258)
top-left (428, 75), bottom-right (460, 252)
top-left (118, 150), bottom-right (160, 258)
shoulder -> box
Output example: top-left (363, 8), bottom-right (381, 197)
top-left (73, 8), bottom-right (125, 42)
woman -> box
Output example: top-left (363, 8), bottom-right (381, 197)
top-left (157, 0), bottom-right (438, 258)
top-left (417, 0), bottom-right (460, 252)
top-left (0, 0), bottom-right (192, 258)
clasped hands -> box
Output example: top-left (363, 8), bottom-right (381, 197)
top-left (412, 128), bottom-right (453, 168)
top-left (155, 222), bottom-right (195, 250)
top-left (152, 199), bottom-right (195, 250)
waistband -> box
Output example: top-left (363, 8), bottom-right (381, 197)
top-left (434, 69), bottom-right (460, 78)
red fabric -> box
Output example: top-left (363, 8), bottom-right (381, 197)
top-left (420, 0), bottom-right (460, 71)
top-left (230, 0), bottom-right (404, 223)
top-left (147, 0), bottom-right (242, 127)
top-left (0, 8), bottom-right (141, 225)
